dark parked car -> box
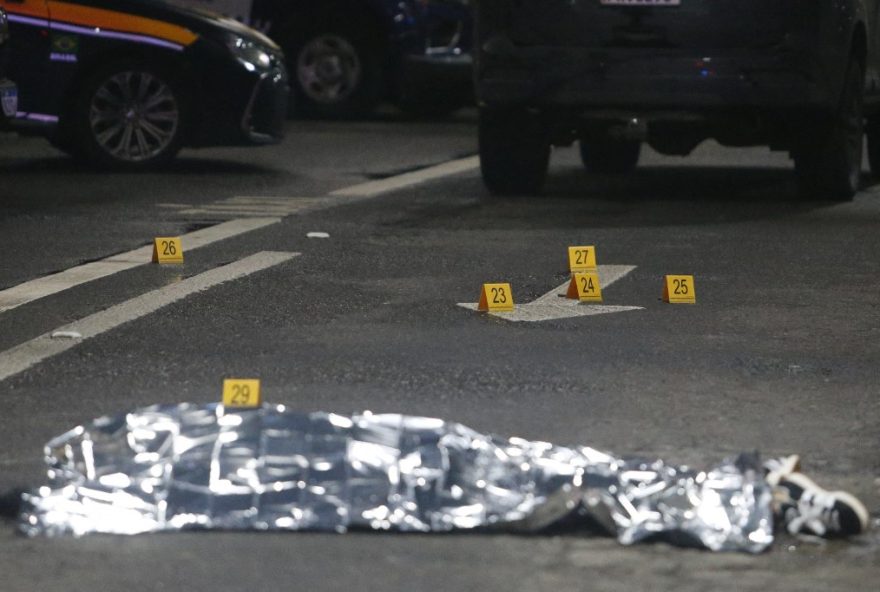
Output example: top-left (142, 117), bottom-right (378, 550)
top-left (0, 7), bottom-right (17, 124)
top-left (174, 0), bottom-right (473, 118)
top-left (475, 0), bottom-right (880, 200)
top-left (0, 0), bottom-right (288, 168)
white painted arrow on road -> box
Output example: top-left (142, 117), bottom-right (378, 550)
top-left (457, 265), bottom-right (643, 322)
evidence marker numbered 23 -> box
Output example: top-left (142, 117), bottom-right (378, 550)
top-left (478, 283), bottom-right (515, 312)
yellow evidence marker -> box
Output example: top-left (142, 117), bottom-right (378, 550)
top-left (663, 275), bottom-right (696, 304)
top-left (568, 246), bottom-right (597, 273)
top-left (152, 237), bottom-right (183, 264)
top-left (478, 283), bottom-right (515, 312)
top-left (566, 272), bottom-right (603, 302)
top-left (222, 378), bottom-right (262, 409)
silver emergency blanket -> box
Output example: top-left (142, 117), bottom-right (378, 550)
top-left (20, 403), bottom-right (774, 552)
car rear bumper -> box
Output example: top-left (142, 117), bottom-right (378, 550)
top-left (477, 46), bottom-right (837, 115)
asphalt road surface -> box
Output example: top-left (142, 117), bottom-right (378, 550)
top-left (1, 110), bottom-right (878, 591)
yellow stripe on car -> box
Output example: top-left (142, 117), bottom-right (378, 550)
top-left (48, 1), bottom-right (198, 47)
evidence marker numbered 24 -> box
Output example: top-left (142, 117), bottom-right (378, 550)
top-left (566, 272), bottom-right (603, 303)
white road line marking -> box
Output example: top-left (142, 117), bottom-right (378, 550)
top-left (178, 197), bottom-right (325, 218)
top-left (457, 265), bottom-right (644, 322)
top-left (189, 204), bottom-right (306, 211)
top-left (0, 217), bottom-right (280, 314)
top-left (181, 206), bottom-right (299, 215)
top-left (329, 156), bottom-right (480, 198)
top-left (0, 251), bottom-right (299, 382)
top-left (224, 196), bottom-right (319, 204)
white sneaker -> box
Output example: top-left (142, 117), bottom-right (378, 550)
top-left (765, 455), bottom-right (869, 538)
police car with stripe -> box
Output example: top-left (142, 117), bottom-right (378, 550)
top-left (0, 0), bottom-right (288, 168)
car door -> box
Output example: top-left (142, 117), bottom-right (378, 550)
top-left (0, 0), bottom-right (51, 120)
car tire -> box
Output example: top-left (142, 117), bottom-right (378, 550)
top-left (289, 28), bottom-right (382, 119)
top-left (71, 62), bottom-right (186, 169)
top-left (479, 107), bottom-right (550, 196)
top-left (793, 59), bottom-right (864, 201)
top-left (579, 138), bottom-right (641, 174)
top-left (866, 117), bottom-right (880, 178)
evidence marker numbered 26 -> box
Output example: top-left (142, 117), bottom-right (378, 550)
top-left (152, 237), bottom-right (183, 264)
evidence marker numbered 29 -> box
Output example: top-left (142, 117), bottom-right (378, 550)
top-left (222, 378), bottom-right (262, 409)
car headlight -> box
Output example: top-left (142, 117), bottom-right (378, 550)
top-left (226, 35), bottom-right (272, 72)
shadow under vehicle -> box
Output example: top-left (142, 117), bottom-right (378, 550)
top-left (0, 0), bottom-right (289, 169)
top-left (475, 0), bottom-right (880, 200)
top-left (0, 7), bottom-right (17, 124)
top-left (172, 0), bottom-right (473, 118)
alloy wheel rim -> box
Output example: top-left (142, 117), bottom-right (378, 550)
top-left (297, 35), bottom-right (362, 105)
top-left (89, 71), bottom-right (179, 162)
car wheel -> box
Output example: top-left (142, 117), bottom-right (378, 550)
top-left (292, 31), bottom-right (381, 118)
top-left (479, 107), bottom-right (550, 196)
top-left (793, 59), bottom-right (864, 201)
top-left (579, 138), bottom-right (640, 174)
top-left (72, 63), bottom-right (185, 169)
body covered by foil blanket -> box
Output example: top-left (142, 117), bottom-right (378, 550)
top-left (20, 403), bottom-right (774, 552)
